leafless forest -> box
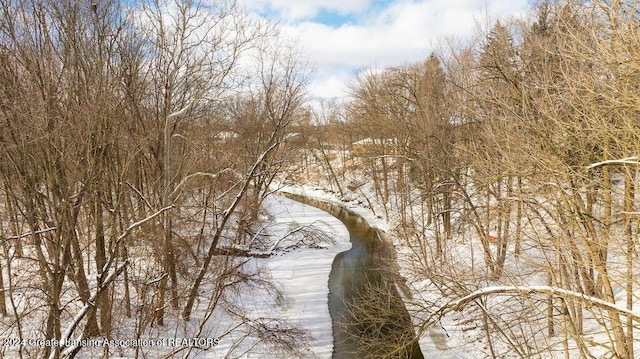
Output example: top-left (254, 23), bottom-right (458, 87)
top-left (0, 0), bottom-right (639, 358)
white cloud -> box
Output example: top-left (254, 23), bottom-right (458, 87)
top-left (312, 72), bottom-right (355, 99)
top-left (245, 0), bottom-right (530, 100)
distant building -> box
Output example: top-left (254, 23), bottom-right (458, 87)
top-left (351, 138), bottom-right (397, 156)
top-left (214, 131), bottom-right (238, 141)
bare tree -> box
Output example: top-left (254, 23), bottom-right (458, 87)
top-left (181, 37), bottom-right (310, 320)
top-left (133, 0), bottom-right (271, 324)
top-left (0, 0), bottom-right (314, 357)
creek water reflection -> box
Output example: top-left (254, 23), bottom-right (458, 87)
top-left (282, 193), bottom-right (423, 359)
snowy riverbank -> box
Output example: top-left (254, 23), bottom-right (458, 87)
top-left (277, 184), bottom-right (458, 358)
top-left (213, 195), bottom-right (351, 358)
top-left (261, 195), bottom-right (351, 357)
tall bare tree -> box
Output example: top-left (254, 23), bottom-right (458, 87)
top-left (133, 0), bottom-right (271, 324)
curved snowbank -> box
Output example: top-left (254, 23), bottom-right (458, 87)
top-left (258, 195), bottom-right (351, 358)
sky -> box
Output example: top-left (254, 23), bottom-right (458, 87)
top-left (239, 0), bottom-right (531, 101)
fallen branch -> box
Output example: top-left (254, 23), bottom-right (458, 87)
top-left (266, 221), bottom-right (329, 253)
top-left (212, 247), bottom-right (270, 258)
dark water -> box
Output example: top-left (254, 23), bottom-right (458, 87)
top-left (282, 193), bottom-right (424, 359)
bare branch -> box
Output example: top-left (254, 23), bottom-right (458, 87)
top-left (586, 157), bottom-right (640, 169)
top-left (421, 285), bottom-right (640, 334)
top-left (168, 169), bottom-right (239, 201)
top-left (55, 260), bottom-right (130, 359)
top-left (2, 227), bottom-right (57, 242)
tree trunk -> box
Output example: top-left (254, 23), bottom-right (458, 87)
top-left (94, 198), bottom-right (112, 337)
top-left (442, 182), bottom-right (452, 241)
top-left (484, 185), bottom-right (495, 275)
top-left (515, 177), bottom-right (523, 257)
top-left (624, 166), bottom-right (634, 357)
top-left (599, 164), bottom-right (612, 296)
top-left (547, 271), bottom-right (554, 336)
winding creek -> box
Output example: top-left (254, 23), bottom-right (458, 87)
top-left (281, 193), bottom-right (424, 359)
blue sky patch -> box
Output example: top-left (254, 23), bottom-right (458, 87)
top-left (314, 9), bottom-right (358, 27)
top-left (312, 0), bottom-right (396, 27)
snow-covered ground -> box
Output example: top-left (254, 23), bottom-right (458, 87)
top-left (37, 194), bottom-right (351, 359)
top-left (212, 195), bottom-right (351, 358)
